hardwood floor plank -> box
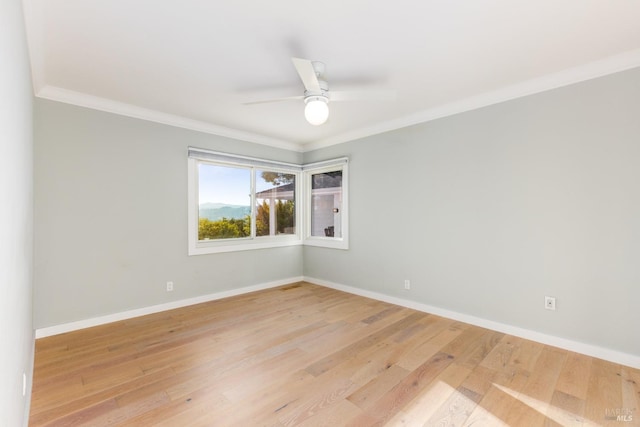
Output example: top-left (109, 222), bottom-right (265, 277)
top-left (347, 364), bottom-right (410, 409)
top-left (346, 352), bottom-right (455, 426)
top-left (584, 358), bottom-right (624, 426)
top-left (502, 346), bottom-right (567, 426)
top-left (505, 336), bottom-right (546, 373)
top-left (133, 386), bottom-right (230, 427)
top-left (554, 351), bottom-right (593, 401)
top-left (621, 366), bottom-right (639, 424)
top-left (295, 400), bottom-right (361, 427)
top-left (479, 334), bottom-right (541, 374)
top-left (29, 282), bottom-right (640, 426)
top-left (297, 307), bottom-right (411, 358)
top-left (277, 378), bottom-right (356, 427)
top-left (462, 366), bottom-right (532, 426)
top-left (361, 305), bottom-right (404, 325)
top-left (455, 329), bottom-right (505, 371)
top-left (29, 367), bottom-right (175, 425)
top-left (222, 349), bottom-right (315, 403)
top-left (549, 390), bottom-right (587, 427)
top-left (304, 311), bottom-right (425, 377)
top-left (395, 320), bottom-right (465, 371)
top-left (39, 398), bottom-right (120, 427)
top-left (385, 362), bottom-right (473, 425)
top-left (424, 384), bottom-right (484, 426)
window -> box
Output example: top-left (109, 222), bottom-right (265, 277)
top-left (255, 170), bottom-right (297, 237)
top-left (188, 148), bottom-right (348, 254)
top-left (188, 149), bottom-right (301, 255)
top-left (197, 163), bottom-right (251, 241)
top-left (304, 160), bottom-right (349, 250)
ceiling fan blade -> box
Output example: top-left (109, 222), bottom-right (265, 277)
top-left (292, 57), bottom-right (321, 93)
top-left (243, 95), bottom-right (304, 105)
top-left (329, 89), bottom-right (396, 102)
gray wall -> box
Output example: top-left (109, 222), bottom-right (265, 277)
top-left (303, 67), bottom-right (640, 357)
top-left (33, 64), bottom-right (640, 359)
top-left (34, 100), bottom-right (303, 328)
top-left (0, 0), bottom-right (34, 424)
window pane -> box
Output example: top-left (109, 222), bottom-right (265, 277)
top-left (255, 170), bottom-right (296, 237)
top-left (311, 170), bottom-right (342, 237)
top-left (198, 163), bottom-right (250, 240)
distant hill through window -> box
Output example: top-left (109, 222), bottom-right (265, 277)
top-left (199, 203), bottom-right (250, 221)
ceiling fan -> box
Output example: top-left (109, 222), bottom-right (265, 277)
top-left (244, 57), bottom-right (394, 126)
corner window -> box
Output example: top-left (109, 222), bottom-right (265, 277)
top-left (188, 148), bottom-right (348, 254)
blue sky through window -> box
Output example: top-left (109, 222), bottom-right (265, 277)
top-left (199, 164), bottom-right (250, 206)
top-left (198, 164), bottom-right (291, 206)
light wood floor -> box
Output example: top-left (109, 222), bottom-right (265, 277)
top-left (30, 282), bottom-right (639, 426)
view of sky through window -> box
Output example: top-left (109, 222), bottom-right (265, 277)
top-left (198, 164), bottom-right (250, 206)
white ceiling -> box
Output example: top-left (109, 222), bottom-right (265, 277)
top-left (23, 0), bottom-right (640, 151)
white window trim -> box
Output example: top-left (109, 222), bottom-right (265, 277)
top-left (188, 149), bottom-right (302, 255)
top-left (188, 147), bottom-right (348, 255)
top-left (303, 159), bottom-right (349, 250)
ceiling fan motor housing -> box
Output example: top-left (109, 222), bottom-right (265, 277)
top-left (311, 61), bottom-right (326, 77)
top-left (310, 61), bottom-right (329, 96)
top-left (304, 95), bottom-right (329, 105)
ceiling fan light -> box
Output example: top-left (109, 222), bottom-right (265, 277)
top-left (304, 96), bottom-right (329, 125)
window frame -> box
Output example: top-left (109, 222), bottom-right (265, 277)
top-left (188, 148), bottom-right (348, 255)
top-left (188, 149), bottom-right (302, 255)
top-left (303, 160), bottom-right (349, 250)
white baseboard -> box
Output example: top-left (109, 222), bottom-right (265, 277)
top-left (35, 275), bottom-right (640, 369)
top-left (304, 276), bottom-right (640, 369)
top-left (35, 276), bottom-right (304, 339)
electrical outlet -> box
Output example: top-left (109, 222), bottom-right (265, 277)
top-left (166, 281), bottom-right (174, 292)
top-left (404, 279), bottom-right (411, 290)
top-left (545, 296), bottom-right (556, 310)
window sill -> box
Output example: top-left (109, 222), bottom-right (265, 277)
top-left (189, 237), bottom-right (302, 255)
top-left (303, 236), bottom-right (349, 250)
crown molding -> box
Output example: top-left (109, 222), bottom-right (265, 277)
top-left (32, 48), bottom-right (640, 154)
top-left (36, 85), bottom-right (304, 152)
top-left (302, 48), bottom-right (640, 152)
